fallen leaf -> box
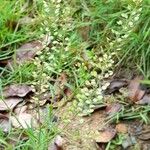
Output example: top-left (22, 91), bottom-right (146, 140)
top-left (0, 98), bottom-right (23, 111)
top-left (78, 26), bottom-right (91, 41)
top-left (136, 94), bottom-right (150, 104)
top-left (10, 113), bottom-right (37, 129)
top-left (128, 77), bottom-right (145, 102)
top-left (106, 79), bottom-right (128, 94)
top-left (7, 35), bottom-right (51, 67)
top-left (53, 73), bottom-right (68, 101)
top-left (14, 105), bottom-right (27, 114)
top-left (106, 103), bottom-right (122, 116)
top-left (0, 113), bottom-right (10, 132)
top-left (116, 123), bottom-right (128, 134)
top-left (3, 84), bottom-right (34, 98)
top-left (137, 129), bottom-right (150, 140)
top-left (95, 128), bottom-right (116, 143)
top-left (29, 92), bottom-right (51, 106)
top-left (48, 135), bottom-right (64, 150)
top-left (122, 136), bottom-right (136, 149)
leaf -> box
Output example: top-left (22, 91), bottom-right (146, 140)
top-left (54, 73), bottom-right (68, 101)
top-left (137, 125), bottom-right (150, 141)
top-left (115, 123), bottom-right (128, 134)
top-left (0, 113), bottom-right (10, 132)
top-left (106, 79), bottom-right (128, 94)
top-left (122, 136), bottom-right (136, 149)
top-left (138, 130), bottom-right (150, 140)
top-left (95, 128), bottom-right (116, 143)
top-left (7, 35), bottom-right (51, 67)
top-left (14, 105), bottom-right (27, 114)
top-left (128, 77), bottom-right (145, 102)
top-left (3, 84), bottom-right (34, 98)
top-left (0, 98), bottom-right (23, 111)
top-left (48, 135), bottom-right (64, 150)
top-left (136, 94), bottom-right (150, 104)
top-left (10, 113), bottom-right (37, 129)
top-left (106, 103), bottom-right (122, 116)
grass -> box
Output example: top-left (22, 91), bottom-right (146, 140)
top-left (72, 0), bottom-right (150, 76)
top-left (0, 105), bottom-right (58, 150)
top-left (0, 0), bottom-right (150, 149)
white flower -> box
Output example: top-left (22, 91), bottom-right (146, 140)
top-left (93, 98), bottom-right (98, 103)
top-left (101, 85), bottom-right (107, 90)
top-left (117, 20), bottom-right (123, 25)
top-left (97, 95), bottom-right (103, 100)
top-left (127, 5), bottom-right (132, 10)
top-left (55, 8), bottom-right (60, 14)
top-left (52, 41), bottom-right (58, 44)
top-left (134, 16), bottom-right (139, 21)
top-left (103, 54), bottom-right (108, 58)
top-left (117, 38), bottom-right (122, 42)
top-left (81, 87), bottom-right (88, 93)
top-left (105, 82), bottom-right (110, 87)
top-left (99, 58), bottom-right (103, 62)
top-left (65, 47), bottom-right (69, 51)
top-left (123, 26), bottom-right (128, 30)
top-left (91, 71), bottom-right (97, 77)
top-left (107, 63), bottom-right (112, 68)
top-left (138, 8), bottom-right (142, 12)
top-left (85, 80), bottom-right (91, 86)
top-left (50, 36), bottom-right (54, 40)
top-left (54, 32), bottom-right (58, 36)
top-left (56, 4), bottom-right (61, 8)
top-left (131, 11), bottom-right (136, 16)
top-left (128, 21), bottom-right (134, 27)
top-left (85, 100), bottom-right (91, 104)
top-left (65, 37), bottom-right (69, 41)
top-left (85, 92), bottom-right (90, 96)
top-left (57, 0), bottom-right (62, 3)
top-left (121, 13), bottom-right (128, 19)
top-left (108, 71), bottom-right (113, 76)
top-left (104, 73), bottom-right (110, 78)
top-left (122, 34), bottom-right (129, 39)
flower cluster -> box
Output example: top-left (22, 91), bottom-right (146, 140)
top-left (31, 0), bottom-right (73, 91)
top-left (72, 78), bottom-right (110, 116)
top-left (72, 50), bottom-right (115, 116)
top-left (110, 4), bottom-right (142, 50)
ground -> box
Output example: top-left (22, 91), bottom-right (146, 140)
top-left (0, 0), bottom-right (150, 150)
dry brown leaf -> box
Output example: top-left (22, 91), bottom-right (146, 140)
top-left (95, 128), bottom-right (116, 143)
top-left (138, 130), bottom-right (150, 140)
top-left (116, 123), bottom-right (128, 134)
top-left (29, 92), bottom-right (51, 106)
top-left (128, 77), bottom-right (145, 102)
top-left (122, 136), bottom-right (136, 149)
top-left (14, 105), bottom-right (27, 114)
top-left (52, 73), bottom-right (73, 107)
top-left (78, 26), bottom-right (91, 41)
top-left (3, 84), bottom-right (34, 98)
top-left (10, 113), bottom-right (37, 129)
top-left (0, 113), bottom-right (10, 132)
top-left (54, 73), bottom-right (67, 101)
top-left (7, 35), bottom-right (51, 67)
top-left (106, 79), bottom-right (128, 94)
top-left (106, 103), bottom-right (122, 115)
top-left (136, 94), bottom-right (150, 104)
top-left (0, 98), bottom-right (23, 111)
top-left (48, 135), bottom-right (64, 150)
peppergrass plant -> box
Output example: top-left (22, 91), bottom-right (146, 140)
top-left (0, 0), bottom-right (150, 149)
